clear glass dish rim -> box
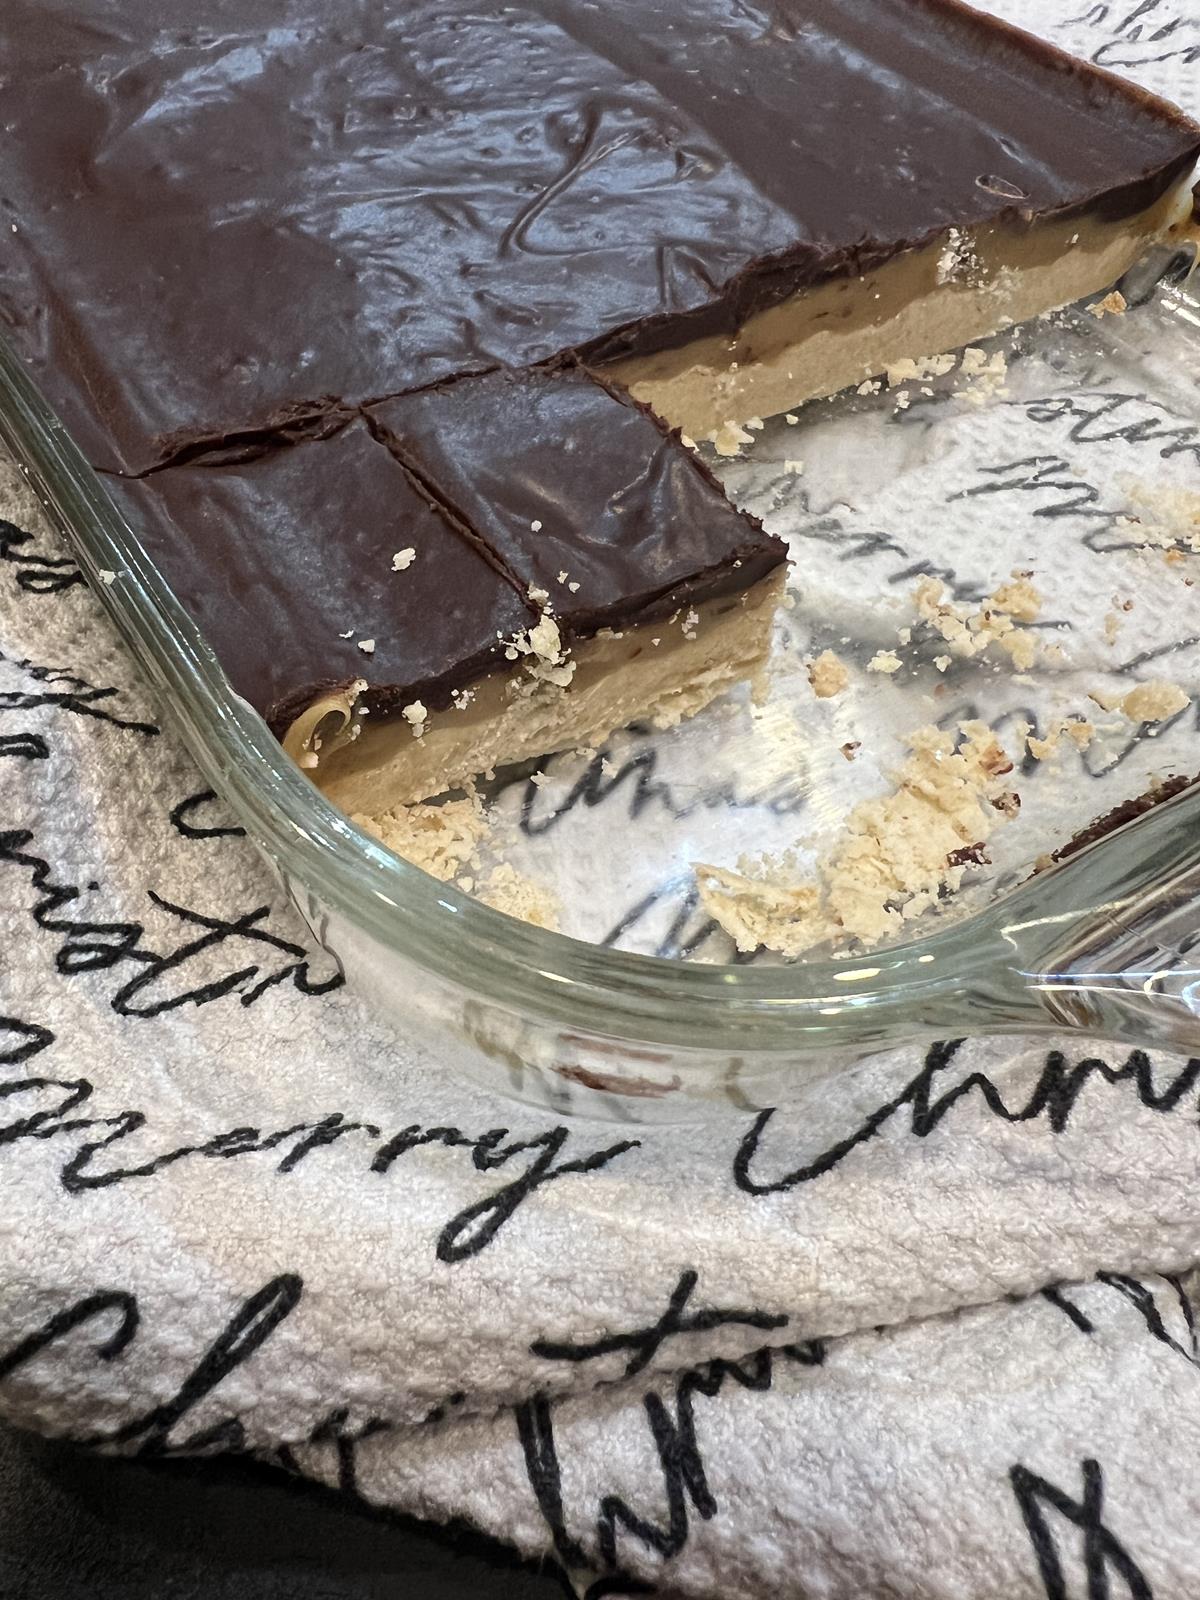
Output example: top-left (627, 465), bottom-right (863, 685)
top-left (3, 332), bottom-right (1198, 1052)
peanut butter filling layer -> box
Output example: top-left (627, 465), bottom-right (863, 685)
top-left (307, 570), bottom-right (785, 814)
top-left (606, 179), bottom-right (1197, 441)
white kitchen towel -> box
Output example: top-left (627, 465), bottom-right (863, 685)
top-left (1, 2), bottom-right (1200, 1596)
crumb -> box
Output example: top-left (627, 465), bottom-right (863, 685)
top-left (479, 862), bottom-right (560, 930)
top-left (946, 842), bottom-right (989, 867)
top-left (391, 547), bottom-right (416, 571)
top-left (357, 638), bottom-right (376, 655)
top-left (934, 655), bottom-right (951, 673)
top-left (1119, 483), bottom-right (1200, 554)
top-left (529, 771), bottom-right (550, 788)
top-left (1088, 289), bottom-right (1127, 319)
top-left (1088, 686), bottom-right (1125, 713)
top-left (528, 585), bottom-right (550, 605)
top-left (885, 352), bottom-right (956, 387)
top-left (893, 391), bottom-right (911, 412)
top-left (995, 629), bottom-right (1038, 671)
top-left (450, 688), bottom-right (475, 711)
top-left (935, 228), bottom-right (980, 285)
top-left (897, 627), bottom-right (911, 646)
top-left (988, 575), bottom-right (1041, 623)
top-left (807, 648), bottom-right (849, 699)
top-left (530, 519), bottom-right (543, 532)
top-left (557, 570), bottom-right (568, 584)
top-left (856, 379), bottom-right (881, 396)
top-left (506, 607), bottom-right (575, 688)
top-left (651, 637), bottom-right (661, 647)
top-left (97, 569), bottom-right (117, 584)
top-left (679, 434), bottom-right (697, 451)
top-left (868, 649), bottom-right (903, 674)
top-left (745, 416), bottom-right (765, 431)
top-left (1091, 680), bottom-right (1191, 723)
top-left (840, 741), bottom-right (860, 761)
top-left (785, 413), bottom-right (799, 425)
top-left (713, 419), bottom-right (754, 456)
top-left (1025, 720), bottom-right (1096, 762)
top-left (696, 720), bottom-right (1014, 957)
top-left (957, 346), bottom-right (1008, 405)
top-left (339, 628), bottom-right (355, 639)
top-left (600, 756), bottom-right (618, 778)
top-left (360, 803), bottom-right (555, 935)
top-left (567, 581), bottom-right (580, 593)
top-left (912, 574), bottom-right (1041, 669)
top-left (356, 790), bottom-right (487, 883)
top-left (401, 699), bottom-right (428, 735)
top-left (696, 867), bottom-right (826, 959)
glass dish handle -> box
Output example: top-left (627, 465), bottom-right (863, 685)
top-left (1003, 798), bottom-right (1200, 1056)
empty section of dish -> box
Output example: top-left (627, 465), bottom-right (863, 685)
top-left (357, 268), bottom-right (1200, 965)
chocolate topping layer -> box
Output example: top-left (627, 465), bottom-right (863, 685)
top-left (108, 367), bottom-right (784, 730)
top-left (366, 367), bottom-right (781, 640)
top-left (1, 0), bottom-right (1197, 472)
top-left (1047, 774), bottom-right (1197, 866)
top-left (105, 416), bottom-right (536, 730)
top-left (2, 0), bottom-right (1197, 737)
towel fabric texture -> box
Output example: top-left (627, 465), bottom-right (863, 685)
top-left (1, 3), bottom-right (1199, 1595)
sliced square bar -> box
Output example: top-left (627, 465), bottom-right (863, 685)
top-left (105, 416), bottom-right (537, 741)
top-left (322, 365), bottom-right (787, 810)
top-left (107, 368), bottom-right (787, 809)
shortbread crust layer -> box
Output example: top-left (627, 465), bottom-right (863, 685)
top-left (608, 179), bottom-right (1197, 439)
top-left (311, 571), bottom-right (785, 812)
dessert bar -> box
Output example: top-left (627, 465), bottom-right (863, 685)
top-left (2, 0), bottom-right (1197, 804)
top-left (3, 0), bottom-right (1196, 467)
top-left (107, 365), bottom-right (786, 808)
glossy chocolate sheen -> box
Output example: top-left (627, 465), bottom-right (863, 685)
top-left (1, 0), bottom-right (1197, 472)
top-left (366, 366), bottom-right (782, 639)
top-left (108, 368), bottom-right (784, 729)
top-left (105, 417), bottom-right (537, 729)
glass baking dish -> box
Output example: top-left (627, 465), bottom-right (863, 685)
top-left (2, 255), bottom-right (1199, 1124)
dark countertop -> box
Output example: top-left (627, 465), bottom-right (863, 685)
top-left (0, 1424), bottom-right (562, 1600)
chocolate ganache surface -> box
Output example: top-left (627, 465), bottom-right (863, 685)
top-left (106, 364), bottom-right (784, 729)
top-left (1, 0), bottom-right (1197, 472)
top-left (0, 0), bottom-right (1197, 729)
